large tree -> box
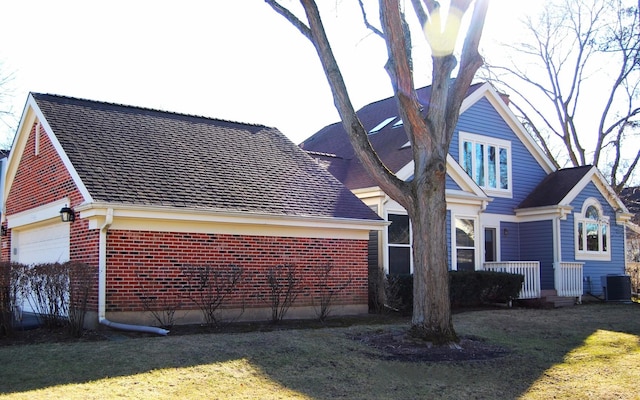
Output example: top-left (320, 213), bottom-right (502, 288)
top-left (266, 0), bottom-right (488, 344)
top-left (483, 0), bottom-right (640, 192)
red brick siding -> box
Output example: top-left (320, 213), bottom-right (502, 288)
top-left (105, 231), bottom-right (368, 313)
top-left (2, 122), bottom-right (369, 315)
top-left (5, 123), bottom-right (84, 216)
top-left (3, 122), bottom-right (99, 304)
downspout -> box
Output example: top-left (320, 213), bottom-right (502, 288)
top-left (98, 208), bottom-right (169, 335)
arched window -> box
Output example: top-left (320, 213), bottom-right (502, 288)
top-left (575, 199), bottom-right (610, 260)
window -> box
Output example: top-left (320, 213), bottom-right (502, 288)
top-left (575, 199), bottom-right (610, 260)
top-left (455, 218), bottom-right (476, 271)
top-left (484, 227), bottom-right (497, 262)
top-left (459, 132), bottom-right (511, 196)
top-left (369, 117), bottom-right (396, 134)
top-left (387, 213), bottom-right (411, 275)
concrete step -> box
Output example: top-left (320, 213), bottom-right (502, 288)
top-left (543, 295), bottom-right (577, 308)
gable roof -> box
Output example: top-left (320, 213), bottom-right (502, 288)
top-left (518, 165), bottom-right (594, 209)
top-left (301, 82), bottom-right (555, 192)
top-left (11, 93), bottom-right (380, 222)
top-left (517, 165), bottom-right (631, 225)
top-left (302, 84), bottom-right (484, 190)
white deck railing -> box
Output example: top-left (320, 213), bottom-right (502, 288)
top-left (554, 262), bottom-right (584, 300)
top-left (483, 261), bottom-right (541, 299)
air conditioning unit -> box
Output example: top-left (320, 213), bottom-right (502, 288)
top-left (601, 275), bottom-right (632, 302)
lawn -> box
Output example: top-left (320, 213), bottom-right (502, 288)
top-left (1, 303), bottom-right (640, 399)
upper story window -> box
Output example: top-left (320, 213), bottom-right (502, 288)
top-left (369, 117), bottom-right (396, 134)
top-left (459, 132), bottom-right (512, 197)
top-left (575, 198), bottom-right (610, 260)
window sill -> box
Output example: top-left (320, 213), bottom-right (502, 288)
top-left (575, 252), bottom-right (611, 262)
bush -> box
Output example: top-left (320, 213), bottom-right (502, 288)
top-left (385, 274), bottom-right (413, 315)
top-left (180, 264), bottom-right (245, 327)
top-left (450, 270), bottom-right (523, 307)
top-left (386, 270), bottom-right (524, 312)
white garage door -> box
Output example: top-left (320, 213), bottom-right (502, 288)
top-left (13, 223), bottom-right (70, 265)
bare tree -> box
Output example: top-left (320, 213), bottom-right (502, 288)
top-left (266, 0), bottom-right (488, 344)
top-left (0, 60), bottom-right (16, 148)
top-left (483, 0), bottom-right (640, 192)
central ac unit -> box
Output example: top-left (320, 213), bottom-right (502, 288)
top-left (601, 275), bottom-right (632, 302)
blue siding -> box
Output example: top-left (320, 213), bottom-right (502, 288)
top-left (446, 210), bottom-right (452, 269)
top-left (520, 220), bottom-right (555, 290)
top-left (446, 174), bottom-right (462, 191)
top-left (500, 221), bottom-right (520, 261)
top-left (451, 98), bottom-right (548, 214)
top-left (562, 182), bottom-right (626, 296)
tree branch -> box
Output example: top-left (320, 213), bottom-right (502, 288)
top-left (264, 0), bottom-right (312, 40)
top-left (357, 0), bottom-right (384, 38)
top-left (267, 0), bottom-right (410, 206)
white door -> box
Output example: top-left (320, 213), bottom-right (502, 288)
top-left (13, 223), bottom-right (70, 265)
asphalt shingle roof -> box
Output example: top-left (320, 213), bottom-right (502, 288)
top-left (517, 165), bottom-right (593, 209)
top-left (32, 93), bottom-right (380, 221)
top-left (300, 83), bottom-right (483, 190)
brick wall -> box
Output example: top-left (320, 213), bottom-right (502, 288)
top-left (105, 230), bottom-right (368, 313)
top-left (5, 122), bottom-right (84, 216)
top-left (3, 121), bottom-right (370, 317)
top-left (2, 121), bottom-right (88, 259)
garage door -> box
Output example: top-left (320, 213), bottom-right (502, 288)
top-left (13, 223), bottom-right (70, 265)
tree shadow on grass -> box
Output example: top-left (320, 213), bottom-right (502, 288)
top-left (1, 304), bottom-right (639, 399)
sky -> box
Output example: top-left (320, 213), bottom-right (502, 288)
top-left (0, 0), bottom-right (541, 148)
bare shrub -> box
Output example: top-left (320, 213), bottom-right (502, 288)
top-left (626, 262), bottom-right (640, 296)
top-left (138, 294), bottom-right (181, 329)
top-left (181, 264), bottom-right (245, 327)
top-left (66, 262), bottom-right (94, 337)
top-left (313, 262), bottom-right (352, 322)
top-left (0, 262), bottom-right (12, 336)
top-left (383, 275), bottom-right (405, 313)
top-left (265, 264), bottom-right (303, 323)
top-left (20, 262), bottom-right (69, 328)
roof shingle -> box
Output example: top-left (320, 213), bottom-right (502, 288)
top-left (517, 165), bottom-right (593, 209)
top-left (32, 93), bottom-right (380, 221)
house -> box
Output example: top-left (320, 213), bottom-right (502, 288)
top-left (1, 93), bottom-right (384, 331)
top-left (620, 187), bottom-right (640, 262)
top-left (301, 82), bottom-right (633, 304)
top-left (0, 149), bottom-right (9, 221)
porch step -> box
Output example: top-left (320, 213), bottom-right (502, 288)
top-left (542, 295), bottom-right (578, 308)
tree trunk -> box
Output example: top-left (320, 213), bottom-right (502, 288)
top-left (407, 154), bottom-right (456, 344)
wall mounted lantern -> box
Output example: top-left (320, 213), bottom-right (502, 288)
top-left (60, 206), bottom-right (75, 222)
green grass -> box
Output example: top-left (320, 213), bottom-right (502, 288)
top-left (2, 303), bottom-right (640, 399)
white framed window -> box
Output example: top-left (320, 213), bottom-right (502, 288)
top-left (453, 216), bottom-right (478, 271)
top-left (575, 198), bottom-right (610, 261)
top-left (386, 213), bottom-right (412, 275)
top-left (459, 132), bottom-right (512, 197)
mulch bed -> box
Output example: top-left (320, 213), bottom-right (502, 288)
top-left (353, 328), bottom-right (509, 362)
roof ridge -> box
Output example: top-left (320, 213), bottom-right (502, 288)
top-left (30, 92), bottom-right (273, 130)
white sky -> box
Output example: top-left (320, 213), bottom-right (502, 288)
top-left (0, 0), bottom-right (541, 148)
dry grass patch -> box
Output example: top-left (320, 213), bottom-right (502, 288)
top-left (1, 303), bottom-right (640, 399)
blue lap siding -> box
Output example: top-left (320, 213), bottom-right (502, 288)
top-left (452, 98), bottom-right (548, 216)
top-left (520, 220), bottom-right (555, 290)
top-left (563, 182), bottom-right (626, 296)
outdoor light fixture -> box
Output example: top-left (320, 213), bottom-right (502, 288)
top-left (1, 226), bottom-right (7, 236)
top-left (60, 206), bottom-right (75, 222)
